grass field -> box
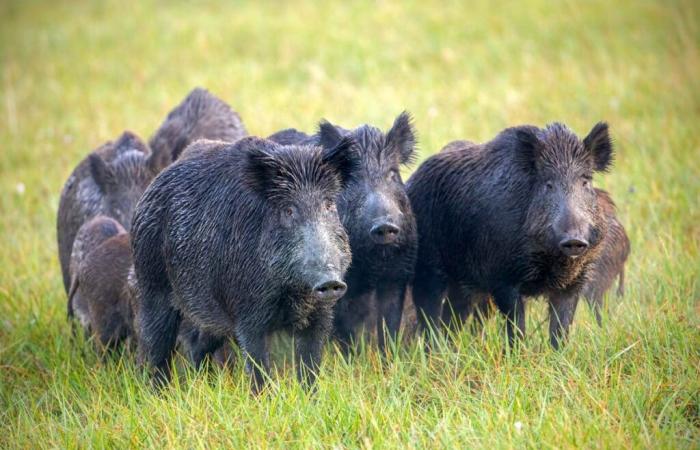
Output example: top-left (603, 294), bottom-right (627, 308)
top-left (1, 0), bottom-right (699, 447)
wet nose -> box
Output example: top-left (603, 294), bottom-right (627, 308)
top-left (559, 238), bottom-right (589, 257)
top-left (370, 223), bottom-right (400, 244)
top-left (312, 279), bottom-right (347, 301)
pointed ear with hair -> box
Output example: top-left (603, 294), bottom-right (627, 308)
top-left (386, 111), bottom-right (417, 165)
top-left (317, 120), bottom-right (343, 150)
top-left (147, 145), bottom-right (173, 175)
top-left (322, 136), bottom-right (358, 188)
top-left (244, 148), bottom-right (280, 196)
top-left (583, 122), bottom-right (613, 172)
top-left (114, 131), bottom-right (148, 153)
top-left (171, 135), bottom-right (190, 161)
top-left (88, 153), bottom-right (115, 193)
top-left (515, 126), bottom-right (543, 171)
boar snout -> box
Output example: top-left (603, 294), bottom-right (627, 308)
top-left (370, 222), bottom-right (400, 244)
top-left (311, 277), bottom-right (347, 301)
top-left (559, 237), bottom-right (589, 258)
top-left (364, 192), bottom-right (404, 245)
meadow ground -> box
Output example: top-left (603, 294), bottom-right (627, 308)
top-left (1, 0), bottom-right (699, 448)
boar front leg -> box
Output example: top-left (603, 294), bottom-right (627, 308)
top-left (548, 290), bottom-right (580, 349)
top-left (493, 286), bottom-right (525, 348)
top-left (295, 312), bottom-right (332, 387)
top-left (375, 282), bottom-right (408, 354)
top-left (236, 326), bottom-right (270, 393)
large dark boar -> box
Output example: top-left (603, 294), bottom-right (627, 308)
top-left (269, 113), bottom-right (418, 353)
top-left (131, 137), bottom-right (355, 389)
top-left (407, 122), bottom-right (614, 349)
top-left (57, 132), bottom-right (169, 294)
top-left (149, 87), bottom-right (247, 161)
top-left (582, 189), bottom-right (630, 325)
top-left (69, 216), bottom-right (134, 350)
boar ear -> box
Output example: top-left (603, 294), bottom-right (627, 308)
top-left (170, 135), bottom-right (190, 161)
top-left (318, 120), bottom-right (344, 150)
top-left (244, 147), bottom-right (280, 196)
top-left (114, 131), bottom-right (147, 153)
top-left (322, 136), bottom-right (358, 188)
top-left (88, 153), bottom-right (115, 193)
top-left (515, 126), bottom-right (543, 168)
top-left (583, 122), bottom-right (613, 172)
top-left (386, 111), bottom-right (417, 166)
top-left (147, 144), bottom-right (172, 175)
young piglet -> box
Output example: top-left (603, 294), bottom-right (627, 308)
top-left (68, 216), bottom-right (134, 351)
top-left (582, 189), bottom-right (631, 325)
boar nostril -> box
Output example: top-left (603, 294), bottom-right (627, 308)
top-left (559, 238), bottom-right (589, 257)
top-left (370, 223), bottom-right (400, 244)
top-left (312, 280), bottom-right (347, 300)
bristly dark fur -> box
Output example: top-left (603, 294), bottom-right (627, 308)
top-left (149, 87), bottom-right (248, 161)
top-left (131, 136), bottom-right (352, 390)
top-left (57, 131), bottom-right (168, 297)
top-left (407, 121), bottom-right (615, 349)
top-left (245, 137), bottom-right (356, 204)
top-left (268, 113), bottom-right (419, 354)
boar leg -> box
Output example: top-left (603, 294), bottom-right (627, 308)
top-left (295, 314), bottom-right (332, 387)
top-left (412, 263), bottom-right (447, 335)
top-left (585, 293), bottom-right (604, 327)
top-left (375, 282), bottom-right (408, 354)
top-left (493, 287), bottom-right (525, 347)
top-left (441, 282), bottom-right (473, 331)
top-left (333, 290), bottom-right (372, 355)
top-left (236, 328), bottom-right (270, 393)
top-left (186, 331), bottom-right (225, 370)
top-left (470, 294), bottom-right (495, 334)
top-left (138, 288), bottom-right (181, 386)
top-left (548, 292), bottom-right (580, 349)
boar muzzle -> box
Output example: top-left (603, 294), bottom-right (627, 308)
top-left (559, 237), bottom-right (589, 258)
top-left (312, 278), bottom-right (347, 301)
top-left (370, 222), bottom-right (400, 244)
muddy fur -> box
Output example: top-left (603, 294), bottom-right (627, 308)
top-left (131, 137), bottom-right (355, 390)
top-left (149, 87), bottom-right (247, 161)
top-left (407, 122), bottom-right (614, 349)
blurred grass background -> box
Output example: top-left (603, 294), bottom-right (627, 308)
top-left (1, 0), bottom-right (698, 448)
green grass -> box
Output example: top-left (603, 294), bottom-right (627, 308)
top-left (1, 0), bottom-right (699, 447)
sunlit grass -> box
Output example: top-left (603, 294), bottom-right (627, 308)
top-left (1, 0), bottom-right (698, 447)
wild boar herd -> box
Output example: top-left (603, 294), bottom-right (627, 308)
top-left (57, 87), bottom-right (630, 390)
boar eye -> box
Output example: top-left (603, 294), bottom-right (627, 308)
top-left (325, 199), bottom-right (335, 211)
top-left (545, 181), bottom-right (554, 190)
top-left (387, 169), bottom-right (400, 182)
top-left (582, 175), bottom-right (592, 187)
top-left (284, 206), bottom-right (296, 218)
